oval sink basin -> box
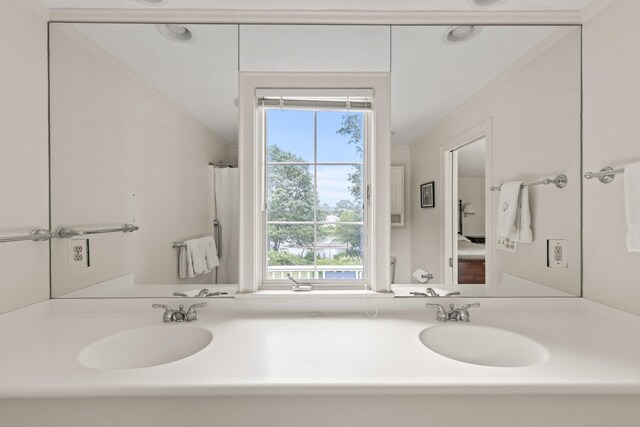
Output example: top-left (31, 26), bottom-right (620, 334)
top-left (79, 325), bottom-right (213, 370)
top-left (419, 325), bottom-right (548, 367)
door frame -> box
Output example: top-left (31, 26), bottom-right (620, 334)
top-left (440, 118), bottom-right (493, 284)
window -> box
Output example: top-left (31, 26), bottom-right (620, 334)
top-left (239, 74), bottom-right (390, 294)
top-left (259, 94), bottom-right (372, 287)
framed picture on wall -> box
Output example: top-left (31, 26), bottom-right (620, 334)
top-left (420, 182), bottom-right (435, 208)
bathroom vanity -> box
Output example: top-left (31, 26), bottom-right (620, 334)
top-left (1, 297), bottom-right (640, 426)
top-left (3, 0), bottom-right (640, 426)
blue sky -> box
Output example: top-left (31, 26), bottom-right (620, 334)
top-left (266, 109), bottom-right (364, 207)
top-left (266, 109), bottom-right (363, 163)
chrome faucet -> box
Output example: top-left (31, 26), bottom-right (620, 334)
top-left (173, 288), bottom-right (228, 297)
top-left (152, 302), bottom-right (207, 323)
top-left (426, 302), bottom-right (480, 322)
top-left (411, 287), bottom-right (461, 297)
top-left (287, 273), bottom-right (312, 292)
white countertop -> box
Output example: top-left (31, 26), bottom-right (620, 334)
top-left (1, 297), bottom-right (640, 398)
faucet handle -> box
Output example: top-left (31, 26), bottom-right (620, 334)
top-left (459, 302), bottom-right (480, 322)
top-left (426, 303), bottom-right (445, 310)
top-left (426, 303), bottom-right (448, 322)
top-left (152, 304), bottom-right (174, 323)
top-left (461, 303), bottom-right (480, 310)
top-left (185, 302), bottom-right (207, 322)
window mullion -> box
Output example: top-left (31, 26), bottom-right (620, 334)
top-left (313, 110), bottom-right (318, 280)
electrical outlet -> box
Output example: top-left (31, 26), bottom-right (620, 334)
top-left (69, 239), bottom-right (90, 268)
top-left (497, 236), bottom-right (517, 253)
top-left (548, 239), bottom-right (568, 268)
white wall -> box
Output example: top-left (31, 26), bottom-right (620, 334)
top-left (458, 178), bottom-right (486, 236)
top-left (49, 26), bottom-right (231, 296)
top-left (409, 28), bottom-right (582, 294)
top-left (390, 145), bottom-right (411, 283)
top-left (583, 0), bottom-right (640, 315)
top-left (239, 25), bottom-right (390, 72)
top-left (0, 0), bottom-right (49, 314)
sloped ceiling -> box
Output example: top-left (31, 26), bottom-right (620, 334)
top-left (391, 25), bottom-right (558, 144)
top-left (66, 23), bottom-right (567, 145)
top-left (72, 23), bottom-right (239, 144)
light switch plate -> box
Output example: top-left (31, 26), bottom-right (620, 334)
top-left (497, 236), bottom-right (517, 253)
top-left (69, 239), bottom-right (90, 268)
top-left (547, 239), bottom-right (568, 268)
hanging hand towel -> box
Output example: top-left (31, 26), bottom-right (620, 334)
top-left (198, 235), bottom-right (220, 271)
top-left (512, 185), bottom-right (533, 243)
top-left (179, 236), bottom-right (219, 278)
top-left (178, 246), bottom-right (189, 279)
top-left (625, 162), bottom-right (640, 253)
top-left (496, 181), bottom-right (523, 239)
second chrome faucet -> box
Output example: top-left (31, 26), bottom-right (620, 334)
top-left (411, 287), bottom-right (461, 297)
top-left (426, 303), bottom-right (480, 322)
top-left (152, 302), bottom-right (207, 323)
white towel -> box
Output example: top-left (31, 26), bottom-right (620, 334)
top-left (496, 181), bottom-right (523, 238)
top-left (512, 186), bottom-right (533, 243)
top-left (179, 247), bottom-right (189, 279)
top-left (179, 236), bottom-right (219, 278)
top-left (496, 181), bottom-right (532, 243)
top-left (625, 162), bottom-right (640, 253)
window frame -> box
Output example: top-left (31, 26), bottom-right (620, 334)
top-left (260, 107), bottom-right (370, 289)
top-left (238, 73), bottom-right (391, 294)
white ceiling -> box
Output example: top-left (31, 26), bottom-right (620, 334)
top-left (458, 138), bottom-right (486, 178)
top-left (71, 23), bottom-right (239, 144)
top-left (39, 0), bottom-right (595, 11)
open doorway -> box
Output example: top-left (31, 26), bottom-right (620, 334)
top-left (445, 137), bottom-right (487, 284)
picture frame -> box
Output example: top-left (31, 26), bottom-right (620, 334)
top-left (420, 181), bottom-right (435, 208)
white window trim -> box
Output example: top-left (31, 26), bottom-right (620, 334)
top-left (238, 73), bottom-right (391, 294)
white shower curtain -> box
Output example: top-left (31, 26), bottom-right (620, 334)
top-left (208, 165), bottom-right (239, 284)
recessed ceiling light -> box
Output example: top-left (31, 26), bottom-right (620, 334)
top-left (470, 0), bottom-right (506, 7)
top-left (156, 24), bottom-right (193, 42)
top-left (443, 26), bottom-right (483, 44)
top-left (135, 0), bottom-right (169, 6)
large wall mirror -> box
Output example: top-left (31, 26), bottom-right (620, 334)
top-left (389, 26), bottom-right (582, 297)
top-left (49, 23), bottom-right (581, 298)
top-left (49, 23), bottom-right (240, 297)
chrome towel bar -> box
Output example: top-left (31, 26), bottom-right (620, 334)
top-left (172, 220), bottom-right (222, 256)
top-left (1, 224), bottom-right (138, 243)
top-left (55, 224), bottom-right (139, 239)
top-left (214, 219), bottom-right (222, 258)
top-left (584, 167), bottom-right (625, 184)
top-left (490, 174), bottom-right (567, 192)
top-left (0, 229), bottom-right (52, 244)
